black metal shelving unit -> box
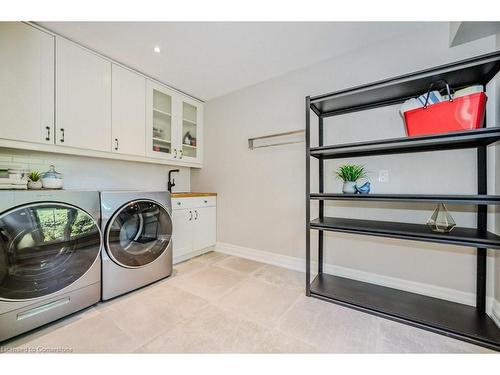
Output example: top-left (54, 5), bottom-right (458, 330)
top-left (305, 51), bottom-right (500, 351)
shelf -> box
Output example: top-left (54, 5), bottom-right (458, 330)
top-left (310, 193), bottom-right (500, 205)
top-left (310, 127), bottom-right (500, 159)
top-left (309, 51), bottom-right (500, 117)
top-left (310, 217), bottom-right (500, 250)
top-left (183, 118), bottom-right (197, 125)
top-left (153, 108), bottom-right (172, 117)
top-left (310, 273), bottom-right (500, 350)
top-left (153, 137), bottom-right (171, 144)
top-left (182, 144), bottom-right (197, 149)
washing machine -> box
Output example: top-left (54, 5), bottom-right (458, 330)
top-left (0, 190), bottom-right (102, 342)
top-left (100, 191), bottom-right (173, 300)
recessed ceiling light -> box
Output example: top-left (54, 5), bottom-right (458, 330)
top-left (154, 46), bottom-right (161, 53)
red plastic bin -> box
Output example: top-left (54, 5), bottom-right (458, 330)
top-left (403, 92), bottom-right (487, 137)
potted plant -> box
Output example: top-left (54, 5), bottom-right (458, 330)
top-left (27, 171), bottom-right (42, 190)
top-left (335, 164), bottom-right (367, 194)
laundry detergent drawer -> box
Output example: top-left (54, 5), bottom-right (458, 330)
top-left (172, 196), bottom-right (216, 210)
top-left (0, 282), bottom-right (100, 343)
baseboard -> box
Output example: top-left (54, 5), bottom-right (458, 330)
top-left (216, 242), bottom-right (305, 272)
top-left (215, 241), bottom-right (495, 317)
top-left (173, 246), bottom-right (215, 265)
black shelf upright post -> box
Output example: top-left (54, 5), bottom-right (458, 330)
top-left (305, 96), bottom-right (311, 297)
top-left (318, 116), bottom-right (324, 275)
top-left (476, 144), bottom-right (487, 313)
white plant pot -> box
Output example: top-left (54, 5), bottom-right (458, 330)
top-left (342, 181), bottom-right (357, 194)
top-left (28, 180), bottom-right (43, 190)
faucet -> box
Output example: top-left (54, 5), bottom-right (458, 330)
top-left (168, 169), bottom-right (180, 192)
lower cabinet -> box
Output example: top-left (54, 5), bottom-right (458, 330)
top-left (171, 197), bottom-right (217, 264)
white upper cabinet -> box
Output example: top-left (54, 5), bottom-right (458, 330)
top-left (0, 23), bottom-right (204, 167)
top-left (146, 80), bottom-right (177, 160)
top-left (56, 37), bottom-right (111, 152)
top-left (111, 64), bottom-right (146, 156)
top-left (0, 22), bottom-right (54, 144)
top-left (178, 96), bottom-right (203, 164)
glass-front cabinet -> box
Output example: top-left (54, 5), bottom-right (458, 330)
top-left (179, 96), bottom-right (203, 164)
top-left (146, 79), bottom-right (203, 164)
top-left (146, 80), bottom-right (175, 160)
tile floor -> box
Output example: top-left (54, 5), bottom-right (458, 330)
top-left (1, 252), bottom-right (495, 353)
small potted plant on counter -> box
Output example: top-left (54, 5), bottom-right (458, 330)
top-left (336, 164), bottom-right (368, 194)
top-left (27, 171), bottom-right (42, 190)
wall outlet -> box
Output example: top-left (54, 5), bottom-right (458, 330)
top-left (378, 170), bottom-right (389, 183)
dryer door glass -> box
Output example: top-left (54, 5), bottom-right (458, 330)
top-left (106, 200), bottom-right (172, 268)
top-left (0, 203), bottom-right (101, 301)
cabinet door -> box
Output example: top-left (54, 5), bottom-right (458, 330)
top-left (172, 209), bottom-right (194, 264)
top-left (192, 207), bottom-right (216, 251)
top-left (56, 37), bottom-right (111, 152)
top-left (0, 22), bottom-right (54, 144)
top-left (146, 80), bottom-right (177, 160)
top-left (111, 64), bottom-right (146, 156)
top-left (178, 96), bottom-right (203, 164)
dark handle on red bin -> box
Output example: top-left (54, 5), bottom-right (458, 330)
top-left (423, 79), bottom-right (453, 109)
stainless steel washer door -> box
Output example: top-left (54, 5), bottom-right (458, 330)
top-left (0, 202), bottom-right (101, 301)
top-left (105, 200), bottom-right (172, 268)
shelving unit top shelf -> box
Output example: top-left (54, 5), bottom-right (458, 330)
top-left (310, 127), bottom-right (500, 159)
top-left (309, 51), bottom-right (500, 117)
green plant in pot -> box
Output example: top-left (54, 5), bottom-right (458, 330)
top-left (27, 171), bottom-right (42, 190)
top-left (336, 164), bottom-right (367, 194)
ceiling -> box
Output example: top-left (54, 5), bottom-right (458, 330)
top-left (38, 22), bottom-right (427, 101)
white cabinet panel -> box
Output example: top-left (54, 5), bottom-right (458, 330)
top-left (172, 208), bottom-right (194, 263)
top-left (56, 37), bottom-right (111, 152)
top-left (193, 207), bottom-right (217, 251)
top-left (111, 64), bottom-right (146, 156)
top-left (0, 22), bottom-right (54, 144)
top-left (172, 196), bottom-right (216, 210)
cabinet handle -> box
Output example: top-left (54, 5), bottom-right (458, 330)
top-left (194, 210), bottom-right (198, 220)
top-left (179, 149), bottom-right (183, 159)
top-left (60, 128), bottom-right (65, 143)
top-left (204, 200), bottom-right (208, 204)
top-left (174, 149), bottom-right (177, 158)
top-left (189, 210), bottom-right (192, 221)
top-left (114, 138), bottom-right (119, 151)
top-left (45, 126), bottom-right (51, 141)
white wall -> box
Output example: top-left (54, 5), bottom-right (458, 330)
top-left (192, 23), bottom-right (499, 309)
top-left (0, 148), bottom-right (190, 192)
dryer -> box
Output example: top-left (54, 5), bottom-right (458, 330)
top-left (100, 191), bottom-right (173, 300)
top-left (0, 190), bottom-right (102, 342)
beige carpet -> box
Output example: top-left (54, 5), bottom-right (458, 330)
top-left (2, 252), bottom-right (494, 353)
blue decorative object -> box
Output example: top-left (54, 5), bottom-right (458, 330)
top-left (355, 181), bottom-right (371, 194)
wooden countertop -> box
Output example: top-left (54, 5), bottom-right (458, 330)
top-left (171, 192), bottom-right (217, 198)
